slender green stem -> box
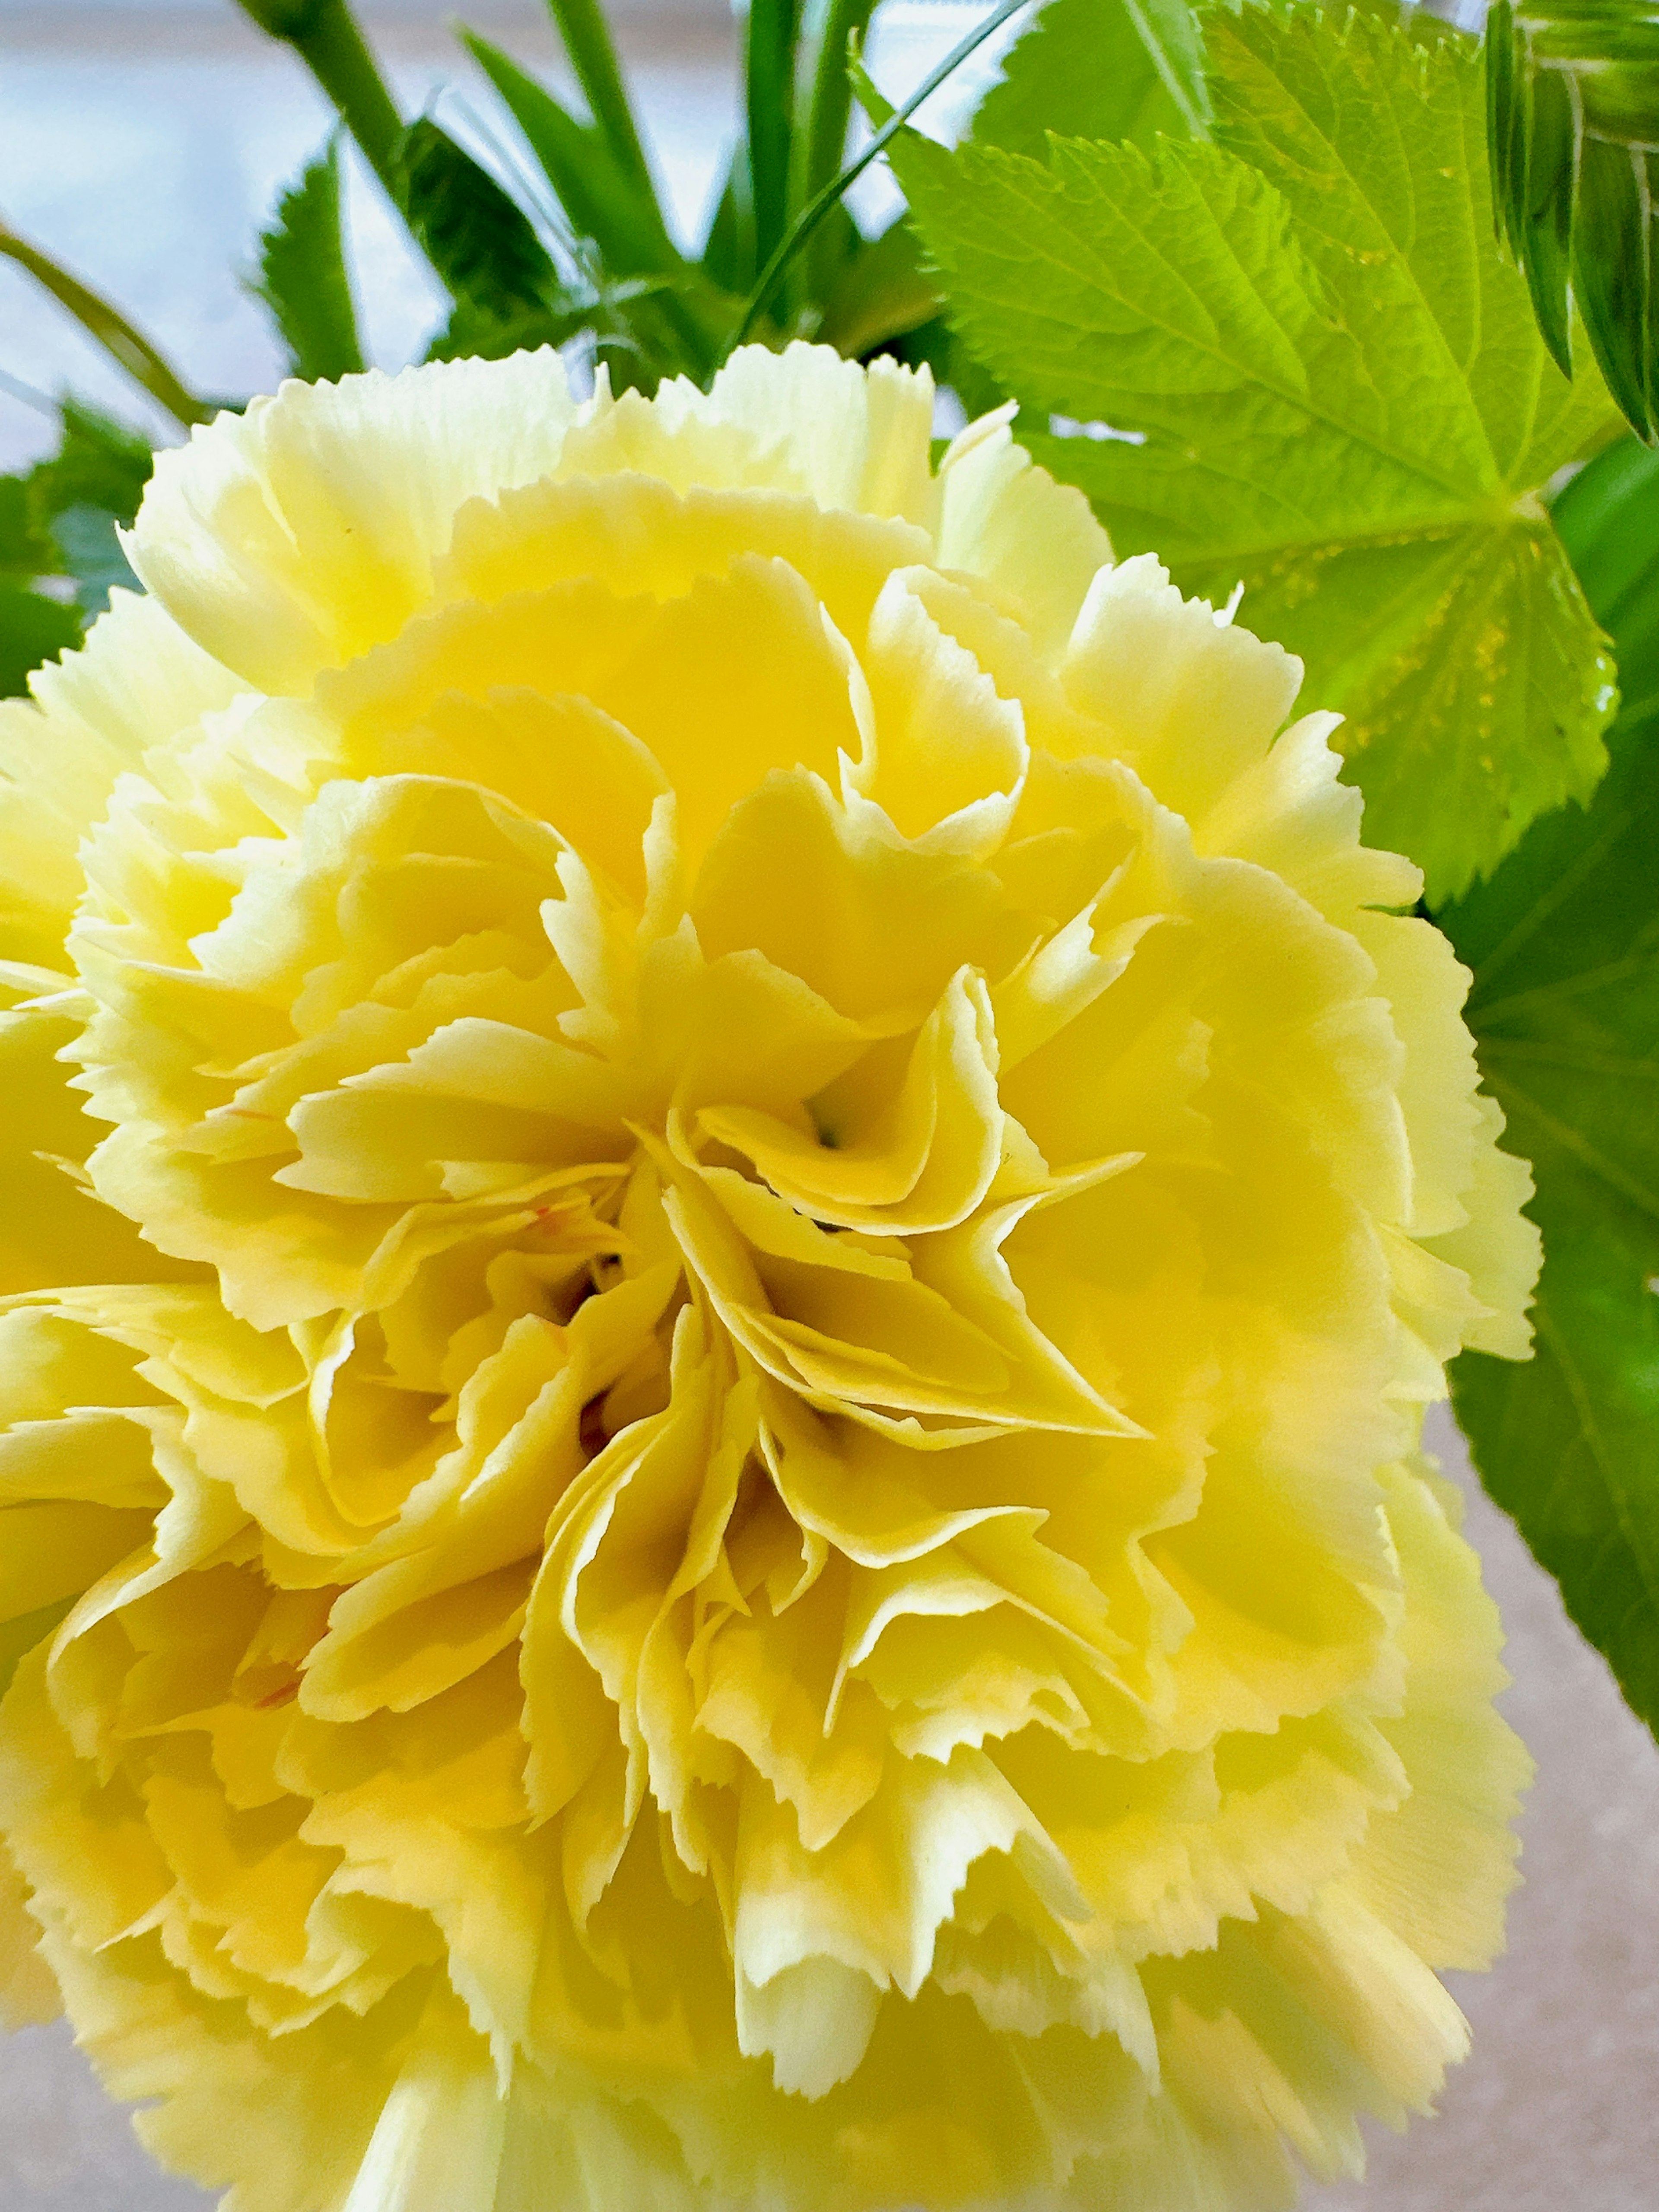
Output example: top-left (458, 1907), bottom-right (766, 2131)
top-left (544, 0), bottom-right (655, 195)
top-left (732, 0), bottom-right (1031, 350)
top-left (235, 0), bottom-right (404, 200)
top-left (0, 221), bottom-right (209, 426)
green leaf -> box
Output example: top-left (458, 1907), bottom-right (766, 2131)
top-left (395, 116), bottom-right (563, 323)
top-left (1444, 700), bottom-right (1659, 1738)
top-left (1550, 435), bottom-right (1659, 719)
top-left (461, 29), bottom-right (678, 277)
top-left (973, 0), bottom-right (1208, 156)
top-left (253, 137), bottom-right (365, 381)
top-left (29, 398), bottom-right (150, 529)
top-left (0, 475), bottom-right (57, 579)
top-left (0, 583), bottom-right (81, 698)
top-left (898, 1), bottom-right (1621, 900)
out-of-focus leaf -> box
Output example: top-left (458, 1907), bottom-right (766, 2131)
top-left (1487, 0), bottom-right (1659, 441)
top-left (1551, 435), bottom-right (1659, 717)
top-left (702, 149), bottom-right (755, 296)
top-left (233, 0), bottom-right (405, 198)
top-left (816, 217), bottom-right (940, 356)
top-left (29, 399), bottom-right (151, 528)
top-left (395, 116), bottom-right (562, 323)
top-left (462, 30), bottom-right (678, 276)
top-left (0, 584), bottom-right (80, 698)
top-left (899, 1), bottom-right (1620, 900)
top-left (0, 477), bottom-right (56, 579)
top-left (973, 0), bottom-right (1207, 156)
top-left (254, 137), bottom-right (365, 381)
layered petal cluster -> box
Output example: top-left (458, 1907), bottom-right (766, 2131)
top-left (0, 345), bottom-right (1538, 2212)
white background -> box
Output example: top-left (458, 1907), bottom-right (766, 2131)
top-left (1, 5), bottom-right (1657, 2206)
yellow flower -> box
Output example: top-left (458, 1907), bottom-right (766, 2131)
top-left (0, 344), bottom-right (1538, 2212)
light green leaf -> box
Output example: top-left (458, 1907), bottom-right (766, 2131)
top-left (898, 1), bottom-right (1622, 899)
top-left (973, 0), bottom-right (1207, 156)
top-left (1445, 429), bottom-right (1659, 1739)
top-left (254, 137), bottom-right (365, 382)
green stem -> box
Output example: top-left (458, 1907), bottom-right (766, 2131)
top-left (732, 0), bottom-right (1032, 350)
top-left (747, 0), bottom-right (804, 275)
top-left (0, 221), bottom-right (209, 426)
top-left (235, 0), bottom-right (404, 200)
top-left (544, 0), bottom-right (655, 195)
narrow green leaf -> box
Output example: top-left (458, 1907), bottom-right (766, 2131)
top-left (0, 221), bottom-right (207, 428)
top-left (395, 117), bottom-right (561, 324)
top-left (254, 138), bottom-right (365, 382)
top-left (898, 2), bottom-right (1621, 899)
top-left (462, 29), bottom-right (677, 276)
top-left (0, 583), bottom-right (81, 698)
top-left (702, 146), bottom-right (756, 295)
top-left (1573, 135), bottom-right (1656, 435)
top-left (802, 0), bottom-right (880, 292)
top-left (974, 0), bottom-right (1207, 156)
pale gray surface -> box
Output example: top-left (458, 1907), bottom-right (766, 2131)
top-left (2, 5), bottom-right (1657, 2205)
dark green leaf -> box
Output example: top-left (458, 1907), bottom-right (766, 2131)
top-left (973, 0), bottom-right (1207, 156)
top-left (0, 583), bottom-right (81, 698)
top-left (898, 2), bottom-right (1620, 899)
top-left (254, 137), bottom-right (365, 381)
top-left (1445, 696), bottom-right (1659, 1738)
top-left (0, 475), bottom-right (57, 579)
top-left (395, 116), bottom-right (561, 321)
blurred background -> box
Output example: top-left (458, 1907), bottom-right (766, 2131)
top-left (1, 3), bottom-right (1656, 2208)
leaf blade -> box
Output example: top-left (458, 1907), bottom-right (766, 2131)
top-left (254, 137), bottom-right (365, 382)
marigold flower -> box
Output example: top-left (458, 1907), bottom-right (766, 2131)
top-left (0, 344), bottom-right (1538, 2212)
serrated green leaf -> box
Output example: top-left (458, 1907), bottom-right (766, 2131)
top-left (898, 1), bottom-right (1621, 899)
top-left (973, 0), bottom-right (1207, 156)
top-left (0, 583), bottom-right (81, 698)
top-left (395, 116), bottom-right (562, 323)
top-left (254, 137), bottom-right (365, 382)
